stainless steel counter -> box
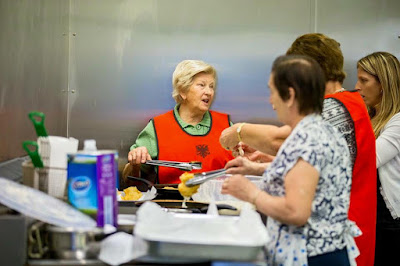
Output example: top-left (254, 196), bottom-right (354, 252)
top-left (16, 204), bottom-right (266, 266)
top-left (27, 256), bottom-right (213, 266)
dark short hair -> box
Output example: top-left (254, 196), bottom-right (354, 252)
top-left (286, 33), bottom-right (346, 83)
top-left (272, 54), bottom-right (326, 115)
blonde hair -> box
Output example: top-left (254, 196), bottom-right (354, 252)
top-left (172, 60), bottom-right (217, 104)
top-left (357, 52), bottom-right (400, 137)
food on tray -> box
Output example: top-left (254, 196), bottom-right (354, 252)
top-left (163, 186), bottom-right (178, 190)
top-left (121, 186), bottom-right (142, 201)
top-left (178, 172), bottom-right (200, 208)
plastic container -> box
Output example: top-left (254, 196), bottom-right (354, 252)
top-left (0, 177), bottom-right (96, 229)
top-left (22, 160), bottom-right (67, 199)
top-left (192, 175), bottom-right (264, 203)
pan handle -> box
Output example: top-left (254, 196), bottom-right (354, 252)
top-left (127, 176), bottom-right (154, 189)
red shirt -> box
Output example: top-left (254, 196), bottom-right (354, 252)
top-left (325, 91), bottom-right (377, 266)
top-left (153, 110), bottom-right (234, 184)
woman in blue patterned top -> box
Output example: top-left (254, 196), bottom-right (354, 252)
top-left (221, 55), bottom-right (360, 266)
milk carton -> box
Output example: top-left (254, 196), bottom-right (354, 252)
top-left (67, 150), bottom-right (118, 227)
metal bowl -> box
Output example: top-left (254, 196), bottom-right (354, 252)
top-left (46, 225), bottom-right (103, 260)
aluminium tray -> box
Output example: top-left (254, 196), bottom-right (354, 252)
top-left (147, 240), bottom-right (264, 261)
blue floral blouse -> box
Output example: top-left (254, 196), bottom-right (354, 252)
top-left (263, 114), bottom-right (360, 266)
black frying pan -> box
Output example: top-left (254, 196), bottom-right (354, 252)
top-left (124, 177), bottom-right (238, 214)
top-left (155, 186), bottom-right (182, 200)
top-left (127, 176), bottom-right (183, 200)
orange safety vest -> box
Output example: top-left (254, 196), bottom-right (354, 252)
top-left (325, 90), bottom-right (377, 266)
top-left (152, 110), bottom-right (234, 184)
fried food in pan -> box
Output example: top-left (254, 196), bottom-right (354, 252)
top-left (121, 186), bottom-right (143, 201)
top-left (178, 172), bottom-right (200, 208)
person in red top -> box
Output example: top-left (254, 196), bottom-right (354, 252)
top-left (287, 35), bottom-right (376, 266)
top-left (123, 60), bottom-right (233, 185)
top-left (153, 110), bottom-right (233, 184)
top-left (220, 33), bottom-right (377, 266)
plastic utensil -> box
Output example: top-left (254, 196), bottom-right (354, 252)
top-left (28, 111), bottom-right (48, 137)
top-left (185, 169), bottom-right (226, 187)
top-left (0, 177), bottom-right (96, 229)
top-left (22, 141), bottom-right (44, 168)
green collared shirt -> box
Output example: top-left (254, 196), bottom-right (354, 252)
top-left (130, 105), bottom-right (227, 159)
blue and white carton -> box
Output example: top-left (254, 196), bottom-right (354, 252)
top-left (67, 150), bottom-right (118, 227)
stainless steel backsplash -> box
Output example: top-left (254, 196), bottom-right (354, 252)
top-left (1, 0), bottom-right (399, 162)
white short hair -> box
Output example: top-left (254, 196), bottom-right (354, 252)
top-left (172, 60), bottom-right (217, 104)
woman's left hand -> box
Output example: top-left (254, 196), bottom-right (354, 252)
top-left (225, 156), bottom-right (267, 176)
top-left (220, 125), bottom-right (239, 150)
top-left (221, 174), bottom-right (259, 202)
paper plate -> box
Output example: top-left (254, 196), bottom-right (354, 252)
top-left (0, 177), bottom-right (96, 229)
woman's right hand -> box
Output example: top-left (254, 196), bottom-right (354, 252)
top-left (128, 147), bottom-right (151, 165)
top-left (247, 150), bottom-right (275, 163)
top-left (219, 125), bottom-right (240, 150)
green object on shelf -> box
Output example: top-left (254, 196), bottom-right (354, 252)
top-left (28, 111), bottom-right (48, 137)
top-left (22, 141), bottom-right (44, 168)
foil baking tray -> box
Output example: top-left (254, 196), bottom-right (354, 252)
top-left (135, 203), bottom-right (269, 261)
top-left (146, 240), bottom-right (264, 261)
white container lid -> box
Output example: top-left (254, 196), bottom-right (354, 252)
top-left (83, 139), bottom-right (97, 152)
top-left (0, 177), bottom-right (96, 229)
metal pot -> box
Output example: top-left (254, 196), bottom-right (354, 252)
top-left (47, 225), bottom-right (103, 260)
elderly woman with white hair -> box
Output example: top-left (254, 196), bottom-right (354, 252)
top-left (123, 60), bottom-right (233, 185)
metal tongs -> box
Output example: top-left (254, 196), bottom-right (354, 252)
top-left (145, 160), bottom-right (202, 171)
top-left (185, 169), bottom-right (227, 187)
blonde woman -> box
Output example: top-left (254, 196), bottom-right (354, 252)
top-left (356, 51), bottom-right (400, 266)
top-left (124, 60), bottom-right (233, 185)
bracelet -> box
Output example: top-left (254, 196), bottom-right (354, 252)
top-left (251, 189), bottom-right (262, 206)
top-left (237, 123), bottom-right (246, 142)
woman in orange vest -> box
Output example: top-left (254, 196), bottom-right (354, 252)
top-left (287, 34), bottom-right (377, 266)
top-left (124, 60), bottom-right (233, 185)
top-left (220, 33), bottom-right (377, 266)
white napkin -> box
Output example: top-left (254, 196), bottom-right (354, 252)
top-left (138, 186), bottom-right (157, 201)
top-left (206, 199), bottom-right (219, 216)
top-left (98, 232), bottom-right (148, 266)
top-left (103, 224), bottom-right (117, 234)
